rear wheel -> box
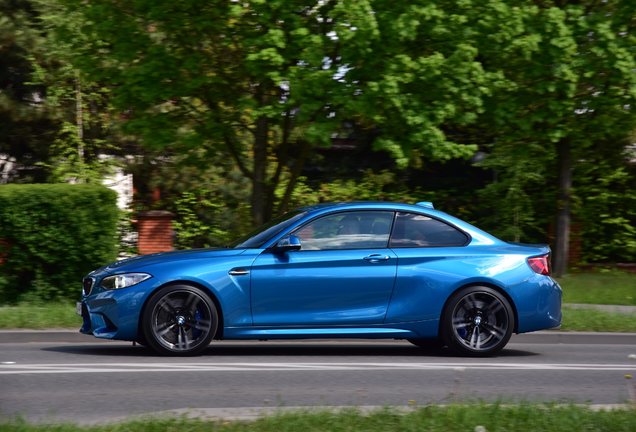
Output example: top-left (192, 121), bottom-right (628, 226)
top-left (441, 286), bottom-right (513, 356)
top-left (142, 284), bottom-right (218, 356)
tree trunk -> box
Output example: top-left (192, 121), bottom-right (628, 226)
top-left (251, 115), bottom-right (269, 227)
top-left (277, 139), bottom-right (312, 214)
top-left (75, 72), bottom-right (85, 183)
top-left (553, 139), bottom-right (572, 277)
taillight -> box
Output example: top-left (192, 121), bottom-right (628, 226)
top-left (528, 255), bottom-right (550, 276)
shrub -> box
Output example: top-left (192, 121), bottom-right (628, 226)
top-left (0, 184), bottom-right (118, 303)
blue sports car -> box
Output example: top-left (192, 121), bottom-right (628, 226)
top-left (79, 201), bottom-right (561, 356)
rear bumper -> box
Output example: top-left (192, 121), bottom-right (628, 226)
top-left (516, 276), bottom-right (562, 333)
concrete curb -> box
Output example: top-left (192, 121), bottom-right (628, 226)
top-left (511, 331), bottom-right (636, 345)
top-left (1, 329), bottom-right (635, 345)
top-left (109, 404), bottom-right (635, 424)
top-left (565, 303), bottom-right (636, 314)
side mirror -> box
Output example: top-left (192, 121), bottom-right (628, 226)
top-left (274, 235), bottom-right (302, 252)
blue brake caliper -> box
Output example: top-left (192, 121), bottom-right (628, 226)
top-left (192, 308), bottom-right (202, 338)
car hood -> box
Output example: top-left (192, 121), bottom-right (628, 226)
top-left (101, 248), bottom-right (248, 273)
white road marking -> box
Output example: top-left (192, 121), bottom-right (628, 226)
top-left (0, 362), bottom-right (634, 375)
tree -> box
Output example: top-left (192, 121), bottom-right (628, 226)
top-left (44, 0), bottom-right (497, 225)
top-left (0, 0), bottom-right (55, 182)
top-left (475, 1), bottom-right (636, 275)
top-left (1, 0), bottom-right (119, 183)
top-left (39, 0), bottom-right (635, 270)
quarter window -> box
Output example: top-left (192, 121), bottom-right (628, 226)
top-left (293, 211), bottom-right (394, 250)
top-left (389, 212), bottom-right (468, 247)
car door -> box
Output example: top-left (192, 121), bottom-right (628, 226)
top-left (385, 211), bottom-right (472, 323)
top-left (250, 210), bottom-right (398, 326)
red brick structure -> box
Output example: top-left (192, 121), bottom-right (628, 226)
top-left (137, 211), bottom-right (174, 255)
top-left (0, 239), bottom-right (9, 265)
top-left (548, 222), bottom-right (582, 266)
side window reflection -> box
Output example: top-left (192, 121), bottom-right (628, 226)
top-left (389, 212), bottom-right (468, 248)
top-left (293, 211), bottom-right (394, 250)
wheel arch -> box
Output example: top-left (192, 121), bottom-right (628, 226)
top-left (137, 279), bottom-right (225, 341)
top-left (439, 281), bottom-right (519, 337)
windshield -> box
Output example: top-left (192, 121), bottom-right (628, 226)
top-left (230, 210), bottom-right (307, 249)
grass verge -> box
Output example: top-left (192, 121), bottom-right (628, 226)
top-left (0, 303), bottom-right (79, 329)
top-left (558, 270), bottom-right (635, 306)
top-left (561, 306), bottom-right (636, 332)
top-left (1, 405), bottom-right (635, 432)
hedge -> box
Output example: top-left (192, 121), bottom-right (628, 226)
top-left (0, 184), bottom-right (119, 303)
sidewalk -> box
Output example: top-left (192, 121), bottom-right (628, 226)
top-left (564, 303), bottom-right (636, 314)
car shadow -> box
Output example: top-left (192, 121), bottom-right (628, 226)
top-left (42, 342), bottom-right (539, 358)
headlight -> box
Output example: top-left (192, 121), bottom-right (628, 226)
top-left (101, 273), bottom-right (151, 290)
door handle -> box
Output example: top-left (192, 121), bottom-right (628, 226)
top-left (229, 268), bottom-right (250, 276)
top-left (363, 254), bottom-right (390, 263)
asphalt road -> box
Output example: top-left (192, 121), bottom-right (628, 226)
top-left (1, 333), bottom-right (635, 424)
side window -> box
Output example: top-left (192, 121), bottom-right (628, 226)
top-left (389, 212), bottom-right (468, 248)
top-left (293, 211), bottom-right (394, 250)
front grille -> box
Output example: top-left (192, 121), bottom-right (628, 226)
top-left (82, 277), bottom-right (95, 296)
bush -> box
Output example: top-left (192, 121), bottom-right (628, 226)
top-left (0, 184), bottom-right (118, 303)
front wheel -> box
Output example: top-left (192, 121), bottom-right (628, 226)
top-left (441, 286), bottom-right (514, 357)
top-left (142, 284), bottom-right (218, 356)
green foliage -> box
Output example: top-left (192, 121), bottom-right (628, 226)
top-left (475, 142), bottom-right (555, 243)
top-left (172, 190), bottom-right (251, 249)
top-left (1, 0), bottom-right (123, 184)
top-left (5, 0), bottom-right (634, 269)
top-left (277, 170), bottom-right (424, 210)
top-left (0, 184), bottom-right (118, 303)
top-left (40, 0), bottom-right (510, 224)
top-left (470, 0), bottom-right (636, 262)
top-left (575, 159), bottom-right (636, 263)
top-left (0, 0), bottom-right (56, 183)
top-left (137, 150), bottom-right (254, 248)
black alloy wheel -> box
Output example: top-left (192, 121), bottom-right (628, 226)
top-left (142, 284), bottom-right (218, 356)
top-left (442, 286), bottom-right (513, 356)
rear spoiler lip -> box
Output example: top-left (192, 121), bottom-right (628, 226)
top-left (506, 242), bottom-right (551, 253)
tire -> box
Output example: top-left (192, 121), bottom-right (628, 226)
top-left (441, 286), bottom-right (513, 357)
top-left (142, 284), bottom-right (218, 356)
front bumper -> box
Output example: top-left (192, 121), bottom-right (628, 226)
top-left (78, 279), bottom-right (155, 342)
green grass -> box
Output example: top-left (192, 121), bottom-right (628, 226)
top-left (557, 270), bottom-right (636, 306)
top-left (0, 405), bottom-right (634, 432)
top-left (561, 306), bottom-right (636, 332)
top-left (0, 303), bottom-right (80, 329)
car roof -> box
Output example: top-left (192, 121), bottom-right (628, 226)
top-left (300, 201), bottom-right (413, 210)
top-left (290, 201), bottom-right (502, 247)
top-left (298, 201), bottom-right (434, 214)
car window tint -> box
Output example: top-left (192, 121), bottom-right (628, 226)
top-left (293, 211), bottom-right (394, 250)
top-left (389, 212), bottom-right (468, 248)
